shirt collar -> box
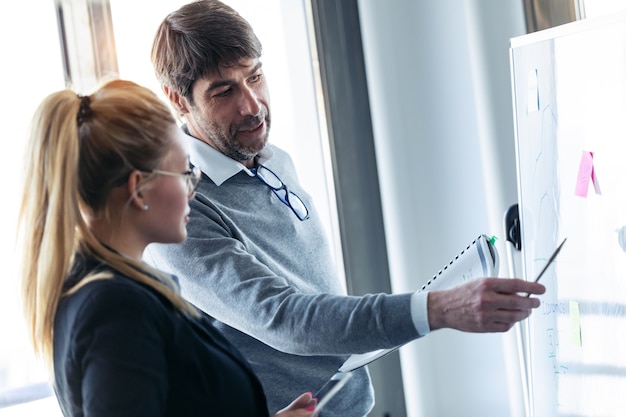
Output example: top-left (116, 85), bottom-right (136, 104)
top-left (182, 126), bottom-right (274, 186)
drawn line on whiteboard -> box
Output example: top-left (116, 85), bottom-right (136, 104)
top-left (527, 239), bottom-right (567, 298)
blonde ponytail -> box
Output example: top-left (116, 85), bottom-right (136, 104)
top-left (18, 80), bottom-right (199, 371)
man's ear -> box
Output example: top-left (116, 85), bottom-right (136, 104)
top-left (164, 85), bottom-right (190, 115)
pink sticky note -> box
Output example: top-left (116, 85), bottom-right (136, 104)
top-left (575, 151), bottom-right (601, 198)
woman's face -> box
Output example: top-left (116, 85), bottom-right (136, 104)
top-left (141, 127), bottom-right (195, 245)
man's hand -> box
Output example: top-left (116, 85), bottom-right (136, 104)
top-left (427, 278), bottom-right (545, 333)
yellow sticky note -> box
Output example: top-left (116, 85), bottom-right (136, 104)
top-left (570, 301), bottom-right (582, 347)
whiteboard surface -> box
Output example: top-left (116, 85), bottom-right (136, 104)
top-left (511, 12), bottom-right (626, 417)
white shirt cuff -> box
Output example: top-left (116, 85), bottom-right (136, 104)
top-left (410, 291), bottom-right (431, 336)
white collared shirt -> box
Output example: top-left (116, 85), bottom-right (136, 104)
top-left (186, 132), bottom-right (273, 186)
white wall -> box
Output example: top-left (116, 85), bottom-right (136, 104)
top-left (357, 1), bottom-right (527, 416)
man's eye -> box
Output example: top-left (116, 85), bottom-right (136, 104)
top-left (249, 74), bottom-right (262, 83)
top-left (215, 88), bottom-right (231, 98)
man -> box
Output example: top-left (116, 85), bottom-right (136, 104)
top-left (145, 1), bottom-right (545, 416)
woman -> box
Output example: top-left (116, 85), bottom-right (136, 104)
top-left (17, 79), bottom-right (316, 416)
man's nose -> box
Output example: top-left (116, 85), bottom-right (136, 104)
top-left (239, 86), bottom-right (261, 116)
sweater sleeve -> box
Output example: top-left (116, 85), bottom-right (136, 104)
top-left (145, 193), bottom-right (422, 356)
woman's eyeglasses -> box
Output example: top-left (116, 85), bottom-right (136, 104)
top-left (252, 164), bottom-right (309, 221)
top-left (150, 165), bottom-right (202, 195)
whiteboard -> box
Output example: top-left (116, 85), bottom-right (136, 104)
top-left (510, 12), bottom-right (626, 417)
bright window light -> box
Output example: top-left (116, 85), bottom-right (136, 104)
top-left (0, 1), bottom-right (65, 415)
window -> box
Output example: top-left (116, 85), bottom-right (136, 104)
top-left (0, 2), bottom-right (65, 415)
top-left (583, 0), bottom-right (626, 17)
top-left (109, 1), bottom-right (342, 275)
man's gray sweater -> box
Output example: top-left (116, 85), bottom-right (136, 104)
top-left (145, 144), bottom-right (420, 417)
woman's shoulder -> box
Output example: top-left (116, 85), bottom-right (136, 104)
top-left (60, 268), bottom-right (172, 327)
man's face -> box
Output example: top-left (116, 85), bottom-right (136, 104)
top-left (183, 58), bottom-right (271, 166)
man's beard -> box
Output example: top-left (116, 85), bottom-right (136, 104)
top-left (198, 111), bottom-right (271, 162)
top-left (224, 113), bottom-right (270, 161)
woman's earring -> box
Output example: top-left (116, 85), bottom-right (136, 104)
top-left (143, 204), bottom-right (149, 211)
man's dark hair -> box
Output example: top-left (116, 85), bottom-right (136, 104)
top-left (151, 0), bottom-right (262, 102)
